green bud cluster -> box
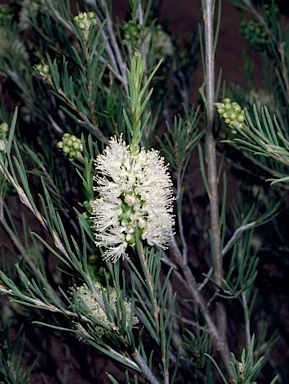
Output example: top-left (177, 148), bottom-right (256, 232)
top-left (34, 63), bottom-right (51, 82)
top-left (74, 12), bottom-right (96, 36)
top-left (123, 22), bottom-right (173, 60)
top-left (240, 4), bottom-right (278, 52)
top-left (57, 133), bottom-right (83, 160)
top-left (215, 98), bottom-right (245, 133)
top-left (123, 20), bottom-right (142, 47)
top-left (0, 122), bottom-right (8, 152)
top-left (240, 20), bottom-right (268, 51)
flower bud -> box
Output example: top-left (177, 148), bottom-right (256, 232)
top-left (78, 21), bottom-right (86, 30)
top-left (0, 122), bottom-right (8, 152)
top-left (74, 11), bottom-right (97, 37)
top-left (216, 98), bottom-right (245, 133)
top-left (34, 62), bottom-right (51, 83)
top-left (57, 133), bottom-right (83, 160)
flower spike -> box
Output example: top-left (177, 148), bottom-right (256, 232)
top-left (92, 136), bottom-right (174, 262)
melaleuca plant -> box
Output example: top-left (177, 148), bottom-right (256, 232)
top-left (0, 0), bottom-right (286, 383)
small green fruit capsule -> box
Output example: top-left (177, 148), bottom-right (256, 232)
top-left (63, 146), bottom-right (70, 154)
top-left (42, 65), bottom-right (50, 74)
top-left (69, 150), bottom-right (76, 158)
top-left (57, 141), bottom-right (63, 148)
top-left (217, 107), bottom-right (225, 115)
top-left (237, 114), bottom-right (245, 123)
top-left (35, 64), bottom-right (42, 72)
top-left (233, 104), bottom-right (241, 113)
top-left (223, 98), bottom-right (231, 104)
top-left (87, 12), bottom-right (95, 20)
top-left (73, 142), bottom-right (80, 150)
top-left (78, 21), bottom-right (86, 29)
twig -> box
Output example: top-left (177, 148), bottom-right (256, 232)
top-left (132, 349), bottom-right (160, 384)
top-left (0, 283), bottom-right (89, 321)
top-left (203, 0), bottom-right (233, 376)
top-left (98, 0), bottom-right (127, 86)
top-left (223, 221), bottom-right (256, 256)
top-left (203, 0), bottom-right (222, 298)
top-left (86, 0), bottom-right (128, 94)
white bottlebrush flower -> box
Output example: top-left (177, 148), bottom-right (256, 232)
top-left (91, 136), bottom-right (174, 262)
top-left (72, 283), bottom-right (138, 335)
